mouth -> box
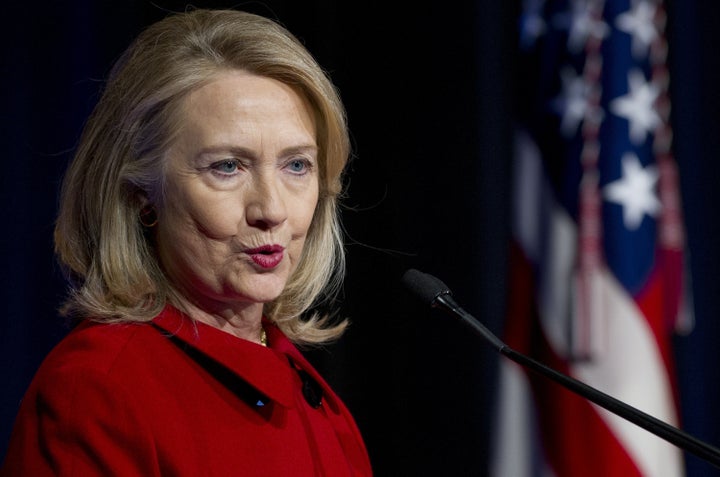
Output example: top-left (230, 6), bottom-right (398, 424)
top-left (245, 244), bottom-right (285, 269)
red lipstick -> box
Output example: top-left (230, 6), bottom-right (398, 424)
top-left (246, 244), bottom-right (285, 269)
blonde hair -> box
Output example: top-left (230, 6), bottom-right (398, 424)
top-left (54, 9), bottom-right (349, 344)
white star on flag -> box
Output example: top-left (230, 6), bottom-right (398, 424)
top-left (603, 152), bottom-right (661, 230)
top-left (552, 67), bottom-right (604, 138)
top-left (609, 69), bottom-right (661, 145)
top-left (556, 0), bottom-right (609, 53)
top-left (615, 0), bottom-right (658, 59)
top-left (553, 67), bottom-right (593, 137)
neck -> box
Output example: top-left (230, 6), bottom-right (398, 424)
top-left (171, 294), bottom-right (266, 345)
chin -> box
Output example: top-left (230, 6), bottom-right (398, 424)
top-left (231, 274), bottom-right (289, 304)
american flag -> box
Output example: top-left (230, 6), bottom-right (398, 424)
top-left (492, 0), bottom-right (691, 475)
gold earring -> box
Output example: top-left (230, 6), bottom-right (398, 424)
top-left (139, 206), bottom-right (158, 227)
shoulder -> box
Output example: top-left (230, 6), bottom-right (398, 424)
top-left (23, 320), bottom-right (170, 412)
top-left (4, 323), bottom-right (162, 476)
top-left (39, 320), bottom-right (159, 377)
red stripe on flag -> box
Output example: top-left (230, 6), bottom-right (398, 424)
top-left (633, 248), bottom-right (684, 414)
top-left (504, 243), bottom-right (643, 476)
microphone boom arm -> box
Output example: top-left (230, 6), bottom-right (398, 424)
top-left (431, 292), bottom-right (720, 469)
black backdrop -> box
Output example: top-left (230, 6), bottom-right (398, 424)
top-left (2, 1), bottom-right (720, 476)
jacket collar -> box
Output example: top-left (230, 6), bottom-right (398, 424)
top-left (151, 305), bottom-right (296, 408)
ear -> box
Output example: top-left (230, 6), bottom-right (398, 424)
top-left (133, 186), bottom-right (153, 210)
top-left (133, 188), bottom-right (158, 228)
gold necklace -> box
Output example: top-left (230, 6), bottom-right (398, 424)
top-left (260, 328), bottom-right (267, 347)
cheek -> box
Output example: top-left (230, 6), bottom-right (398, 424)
top-left (292, 188), bottom-right (320, 236)
top-left (160, 173), bottom-right (235, 237)
top-left (181, 192), bottom-right (243, 239)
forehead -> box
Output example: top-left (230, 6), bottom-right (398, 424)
top-left (179, 70), bottom-right (317, 136)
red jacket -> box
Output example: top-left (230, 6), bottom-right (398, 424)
top-left (1, 306), bottom-right (372, 476)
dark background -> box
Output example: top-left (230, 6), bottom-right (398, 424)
top-left (2, 1), bottom-right (720, 475)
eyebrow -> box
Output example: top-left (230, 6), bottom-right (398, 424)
top-left (196, 144), bottom-right (318, 159)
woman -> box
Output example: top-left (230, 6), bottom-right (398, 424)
top-left (1, 8), bottom-right (372, 477)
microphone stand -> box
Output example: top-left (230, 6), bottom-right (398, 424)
top-left (432, 291), bottom-right (720, 469)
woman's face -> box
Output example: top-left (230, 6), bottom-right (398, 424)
top-left (156, 70), bottom-right (319, 314)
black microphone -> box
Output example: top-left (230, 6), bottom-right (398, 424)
top-left (401, 268), bottom-right (720, 469)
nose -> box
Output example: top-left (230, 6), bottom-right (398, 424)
top-left (245, 172), bottom-right (288, 230)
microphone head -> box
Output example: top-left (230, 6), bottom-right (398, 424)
top-left (401, 269), bottom-right (452, 306)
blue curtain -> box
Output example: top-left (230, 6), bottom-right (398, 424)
top-left (668, 1), bottom-right (720, 475)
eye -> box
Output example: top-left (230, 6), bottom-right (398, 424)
top-left (211, 159), bottom-right (239, 175)
top-left (286, 158), bottom-right (312, 175)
